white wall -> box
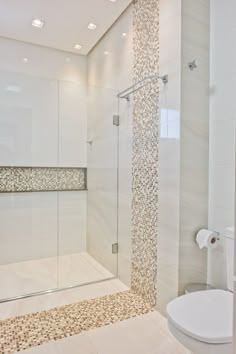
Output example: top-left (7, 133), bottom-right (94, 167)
top-left (179, 0), bottom-right (209, 294)
top-left (0, 38), bottom-right (87, 265)
top-left (157, 0), bottom-right (210, 313)
top-left (87, 6), bottom-right (133, 285)
top-left (208, 0), bottom-right (236, 289)
top-left (157, 0), bottom-right (181, 312)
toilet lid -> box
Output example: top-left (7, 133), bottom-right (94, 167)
top-left (167, 290), bottom-right (233, 344)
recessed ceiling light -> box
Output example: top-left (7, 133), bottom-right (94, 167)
top-left (109, 0), bottom-right (117, 2)
top-left (104, 51), bottom-right (110, 56)
top-left (88, 23), bottom-right (97, 30)
top-left (22, 57), bottom-right (29, 63)
top-left (73, 44), bottom-right (82, 50)
top-left (32, 18), bottom-right (45, 28)
top-left (122, 32), bottom-right (128, 38)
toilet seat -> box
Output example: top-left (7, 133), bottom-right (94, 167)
top-left (167, 290), bottom-right (233, 344)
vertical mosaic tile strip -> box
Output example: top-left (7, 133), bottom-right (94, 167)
top-left (0, 291), bottom-right (152, 354)
top-left (0, 167), bottom-right (86, 192)
top-left (131, 0), bottom-right (160, 307)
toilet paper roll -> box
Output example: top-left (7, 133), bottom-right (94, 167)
top-left (196, 229), bottom-right (220, 250)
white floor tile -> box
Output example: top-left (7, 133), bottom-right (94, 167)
top-left (0, 279), bottom-right (128, 320)
top-left (0, 252), bottom-right (114, 302)
top-left (21, 312), bottom-right (187, 354)
top-left (22, 334), bottom-right (98, 354)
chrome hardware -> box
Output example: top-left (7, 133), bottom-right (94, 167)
top-left (112, 243), bottom-right (118, 254)
top-left (188, 60), bottom-right (198, 71)
top-left (113, 115), bottom-right (120, 126)
top-left (117, 73), bottom-right (168, 101)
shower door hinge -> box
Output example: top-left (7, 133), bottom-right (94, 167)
top-left (112, 243), bottom-right (119, 254)
top-left (113, 115), bottom-right (120, 126)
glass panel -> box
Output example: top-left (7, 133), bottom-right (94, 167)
top-left (0, 73), bottom-right (119, 299)
top-left (117, 95), bottom-right (133, 287)
top-left (85, 85), bottom-right (119, 284)
top-left (57, 83), bottom-right (119, 289)
top-left (0, 72), bottom-right (58, 299)
top-left (57, 80), bottom-right (89, 288)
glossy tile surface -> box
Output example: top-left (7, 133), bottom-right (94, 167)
top-left (87, 7), bottom-right (133, 287)
top-left (0, 252), bottom-right (114, 301)
top-left (0, 279), bottom-right (128, 320)
top-left (22, 311), bottom-right (187, 354)
top-left (208, 0), bottom-right (236, 289)
top-left (157, 0), bottom-right (181, 314)
top-left (0, 291), bottom-right (152, 353)
top-left (178, 0), bottom-right (210, 294)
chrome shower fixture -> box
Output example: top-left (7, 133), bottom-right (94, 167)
top-left (188, 60), bottom-right (198, 71)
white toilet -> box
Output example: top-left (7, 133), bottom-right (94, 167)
top-left (167, 227), bottom-right (234, 354)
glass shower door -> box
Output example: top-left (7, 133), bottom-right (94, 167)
top-left (0, 73), bottom-right (120, 301)
top-left (85, 85), bottom-right (119, 285)
top-left (0, 72), bottom-right (58, 300)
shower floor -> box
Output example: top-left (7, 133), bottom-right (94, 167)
top-left (0, 252), bottom-right (114, 301)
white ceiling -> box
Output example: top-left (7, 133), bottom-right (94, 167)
top-left (0, 0), bottom-right (131, 55)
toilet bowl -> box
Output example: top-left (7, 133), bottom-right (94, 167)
top-left (166, 227), bottom-right (234, 354)
top-left (167, 289), bottom-right (233, 354)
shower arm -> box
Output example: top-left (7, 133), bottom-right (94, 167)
top-left (117, 74), bottom-right (168, 101)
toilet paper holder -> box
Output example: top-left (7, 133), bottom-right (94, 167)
top-left (196, 229), bottom-right (221, 250)
top-left (210, 231), bottom-right (220, 245)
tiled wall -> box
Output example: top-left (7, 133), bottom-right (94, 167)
top-left (157, 0), bottom-right (210, 312)
top-left (178, 0), bottom-right (210, 294)
top-left (0, 167), bottom-right (86, 192)
top-left (234, 281), bottom-right (236, 351)
top-left (208, 0), bottom-right (236, 289)
top-left (87, 6), bottom-right (133, 284)
top-left (156, 0), bottom-right (181, 312)
top-left (0, 38), bottom-right (87, 262)
top-left (131, 0), bottom-right (159, 307)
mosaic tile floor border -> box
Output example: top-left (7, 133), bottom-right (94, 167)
top-left (0, 290), bottom-right (153, 354)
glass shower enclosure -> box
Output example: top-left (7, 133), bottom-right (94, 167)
top-left (0, 71), bottom-right (119, 301)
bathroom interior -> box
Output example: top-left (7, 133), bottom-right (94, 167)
top-left (0, 0), bottom-right (235, 353)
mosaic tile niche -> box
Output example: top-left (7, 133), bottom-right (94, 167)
top-left (131, 0), bottom-right (160, 307)
top-left (0, 167), bottom-right (86, 193)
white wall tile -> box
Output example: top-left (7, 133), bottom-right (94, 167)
top-left (157, 0), bottom-right (181, 314)
top-left (208, 0), bottom-right (236, 290)
top-left (178, 0), bottom-right (210, 295)
top-left (0, 72), bottom-right (59, 166)
top-left (0, 38), bottom-right (88, 279)
top-left (211, 120), bottom-right (235, 165)
top-left (87, 7), bottom-right (133, 285)
top-left (210, 164), bottom-right (235, 210)
top-left (0, 193), bottom-right (58, 264)
top-left (59, 82), bottom-right (87, 167)
top-left (58, 192), bottom-right (87, 256)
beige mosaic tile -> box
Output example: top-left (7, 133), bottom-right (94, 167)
top-left (0, 291), bottom-right (152, 354)
top-left (0, 167), bottom-right (86, 193)
top-left (131, 0), bottom-right (160, 307)
top-left (0, 168), bottom-right (14, 192)
top-left (14, 168), bottom-right (33, 192)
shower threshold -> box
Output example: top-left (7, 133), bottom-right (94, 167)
top-left (0, 252), bottom-right (115, 303)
